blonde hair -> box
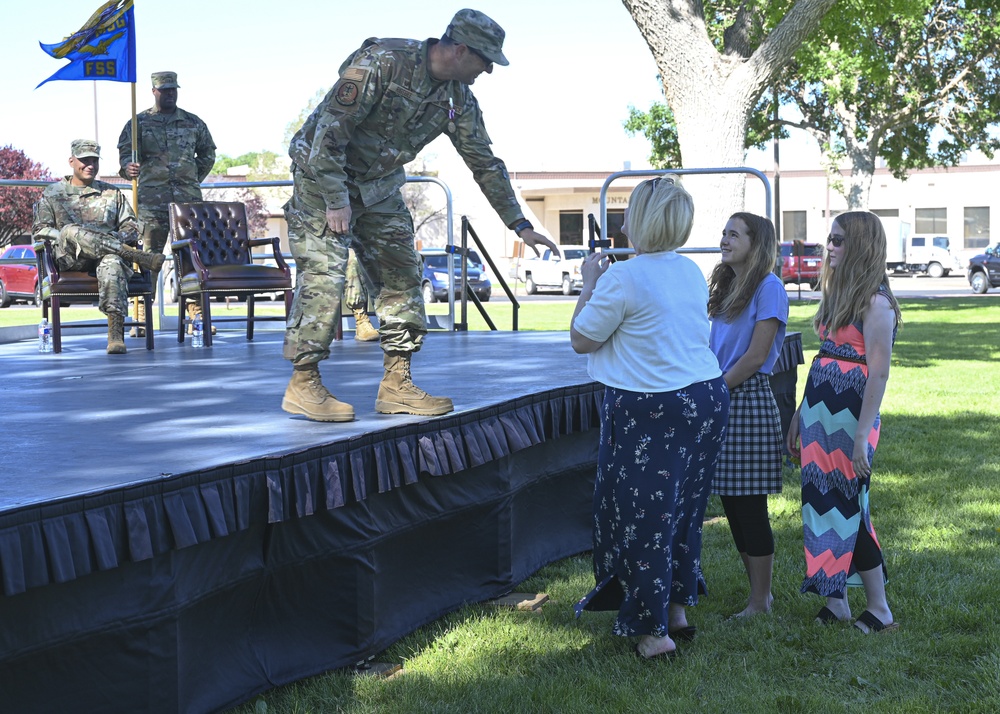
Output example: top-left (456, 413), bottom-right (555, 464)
top-left (625, 175), bottom-right (694, 254)
top-left (814, 211), bottom-right (901, 335)
top-left (707, 212), bottom-right (778, 320)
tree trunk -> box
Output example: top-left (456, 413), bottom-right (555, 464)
top-left (623, 0), bottom-right (838, 267)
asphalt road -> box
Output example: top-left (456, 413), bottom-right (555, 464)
top-left (494, 272), bottom-right (993, 303)
top-left (3, 272), bottom-right (993, 316)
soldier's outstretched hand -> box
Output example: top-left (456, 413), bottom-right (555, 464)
top-left (520, 228), bottom-right (560, 258)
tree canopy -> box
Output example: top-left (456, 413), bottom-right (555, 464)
top-left (211, 150), bottom-right (286, 178)
top-left (778, 0), bottom-right (1000, 207)
top-left (0, 146), bottom-right (53, 249)
top-left (624, 0), bottom-right (1000, 209)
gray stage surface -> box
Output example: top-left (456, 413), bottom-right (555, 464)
top-left (1, 326), bottom-right (593, 513)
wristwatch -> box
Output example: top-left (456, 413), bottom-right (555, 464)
top-left (511, 219), bottom-right (533, 236)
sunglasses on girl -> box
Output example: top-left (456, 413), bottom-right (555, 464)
top-left (827, 234), bottom-right (845, 247)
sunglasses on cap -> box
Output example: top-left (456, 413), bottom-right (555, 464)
top-left (468, 46), bottom-right (493, 66)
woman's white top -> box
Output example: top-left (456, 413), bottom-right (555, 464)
top-left (573, 251), bottom-right (722, 392)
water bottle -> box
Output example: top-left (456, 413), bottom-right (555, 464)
top-left (191, 314), bottom-right (204, 348)
top-left (38, 319), bottom-right (53, 353)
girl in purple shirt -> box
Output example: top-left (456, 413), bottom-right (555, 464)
top-left (708, 213), bottom-right (789, 618)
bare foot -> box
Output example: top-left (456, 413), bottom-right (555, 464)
top-left (636, 635), bottom-right (677, 659)
top-left (730, 594), bottom-right (774, 620)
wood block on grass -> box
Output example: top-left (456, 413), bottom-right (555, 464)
top-left (487, 592), bottom-right (549, 612)
top-left (351, 662), bottom-right (403, 679)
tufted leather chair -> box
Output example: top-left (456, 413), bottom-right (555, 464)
top-left (169, 201), bottom-right (292, 347)
top-left (35, 238), bottom-right (155, 353)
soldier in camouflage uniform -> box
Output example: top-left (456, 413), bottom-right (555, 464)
top-left (282, 8), bottom-right (559, 422)
top-left (33, 140), bottom-right (164, 354)
top-left (117, 71), bottom-right (216, 335)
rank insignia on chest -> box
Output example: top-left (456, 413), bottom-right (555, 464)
top-left (336, 81), bottom-right (360, 106)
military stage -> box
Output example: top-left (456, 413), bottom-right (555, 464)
top-left (0, 325), bottom-right (602, 714)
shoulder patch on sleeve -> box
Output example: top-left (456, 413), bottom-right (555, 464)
top-left (343, 67), bottom-right (366, 82)
top-left (335, 81), bottom-right (360, 106)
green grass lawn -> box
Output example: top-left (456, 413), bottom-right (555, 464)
top-left (214, 297), bottom-right (999, 714)
top-left (8, 297), bottom-right (996, 712)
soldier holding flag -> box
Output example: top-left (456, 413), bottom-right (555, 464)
top-left (117, 71), bottom-right (216, 335)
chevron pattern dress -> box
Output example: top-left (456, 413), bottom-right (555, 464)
top-left (799, 313), bottom-right (895, 596)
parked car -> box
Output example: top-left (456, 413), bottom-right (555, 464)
top-left (420, 247), bottom-right (491, 303)
top-left (780, 241), bottom-right (824, 289)
top-left (0, 244), bottom-right (40, 307)
top-left (967, 243), bottom-right (1000, 294)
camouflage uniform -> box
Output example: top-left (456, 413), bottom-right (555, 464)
top-left (284, 35), bottom-right (525, 366)
top-left (32, 178), bottom-right (139, 317)
top-left (116, 104), bottom-right (216, 257)
top-left (344, 248), bottom-right (371, 313)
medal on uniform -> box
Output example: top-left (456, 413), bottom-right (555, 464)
top-left (448, 97), bottom-right (456, 134)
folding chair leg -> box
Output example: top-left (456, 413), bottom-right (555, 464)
top-left (177, 295), bottom-right (186, 343)
top-left (201, 295), bottom-right (213, 347)
top-left (247, 295), bottom-right (255, 341)
top-left (51, 296), bottom-right (63, 354)
top-left (144, 295), bottom-right (155, 350)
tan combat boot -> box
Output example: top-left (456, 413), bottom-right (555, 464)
top-left (353, 308), bottom-right (379, 342)
top-left (282, 366), bottom-right (355, 422)
top-left (129, 298), bottom-right (145, 338)
top-left (107, 313), bottom-right (127, 354)
top-left (375, 352), bottom-right (453, 416)
top-left (118, 245), bottom-right (165, 272)
top-left (186, 302), bottom-right (216, 335)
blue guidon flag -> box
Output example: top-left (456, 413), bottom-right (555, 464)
top-left (37, 0), bottom-right (136, 87)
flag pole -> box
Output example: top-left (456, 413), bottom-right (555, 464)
top-left (130, 80), bottom-right (141, 325)
top-left (93, 81), bottom-right (99, 141)
top-left (130, 81), bottom-right (138, 215)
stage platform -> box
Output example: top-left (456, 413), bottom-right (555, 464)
top-left (0, 327), bottom-right (603, 714)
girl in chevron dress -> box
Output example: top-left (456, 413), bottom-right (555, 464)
top-left (787, 211), bottom-right (901, 634)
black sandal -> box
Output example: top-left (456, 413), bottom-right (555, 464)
top-left (854, 610), bottom-right (899, 634)
top-left (815, 606), bottom-right (847, 624)
top-left (668, 625), bottom-right (697, 643)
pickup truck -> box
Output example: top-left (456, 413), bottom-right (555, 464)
top-left (519, 248), bottom-right (588, 295)
top-left (967, 243), bottom-right (1000, 294)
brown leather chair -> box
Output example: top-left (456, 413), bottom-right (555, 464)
top-left (169, 201), bottom-right (292, 347)
top-left (34, 238), bottom-right (154, 354)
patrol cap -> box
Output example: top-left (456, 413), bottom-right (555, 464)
top-left (70, 139), bottom-right (101, 159)
top-left (446, 9), bottom-right (509, 66)
top-left (151, 71), bottom-right (179, 89)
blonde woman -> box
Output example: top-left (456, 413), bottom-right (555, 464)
top-left (787, 211), bottom-right (901, 633)
top-left (571, 177), bottom-right (729, 659)
top-left (707, 213), bottom-right (788, 618)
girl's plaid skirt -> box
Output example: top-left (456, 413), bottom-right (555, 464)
top-left (711, 372), bottom-right (784, 496)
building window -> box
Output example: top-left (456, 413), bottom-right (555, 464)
top-left (915, 207), bottom-right (947, 234)
top-left (964, 207), bottom-right (990, 249)
top-left (559, 211), bottom-right (583, 246)
top-left (782, 211), bottom-right (807, 242)
top-left (607, 210), bottom-right (627, 250)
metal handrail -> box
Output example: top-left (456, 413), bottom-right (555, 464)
top-left (454, 216), bottom-right (517, 331)
top-left (597, 167), bottom-right (773, 258)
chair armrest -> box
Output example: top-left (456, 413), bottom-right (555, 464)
top-left (34, 238), bottom-right (59, 282)
top-left (249, 237), bottom-right (291, 275)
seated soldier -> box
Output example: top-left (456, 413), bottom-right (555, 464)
top-left (32, 139), bottom-right (164, 354)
